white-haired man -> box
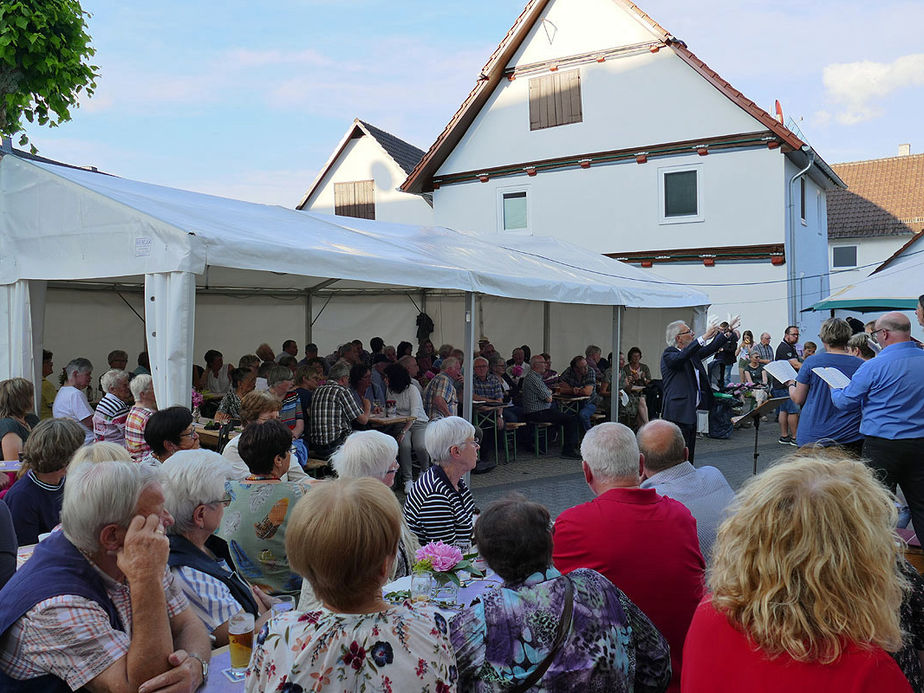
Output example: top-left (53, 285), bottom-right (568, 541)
top-left (660, 318), bottom-right (737, 462)
top-left (638, 419), bottom-right (734, 561)
top-left (93, 369), bottom-right (133, 445)
top-left (0, 458), bottom-right (210, 691)
top-left (552, 422), bottom-right (704, 691)
top-left (832, 311), bottom-right (924, 533)
top-left (309, 361), bottom-right (371, 460)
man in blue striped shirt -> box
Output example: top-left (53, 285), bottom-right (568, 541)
top-left (831, 312), bottom-right (924, 532)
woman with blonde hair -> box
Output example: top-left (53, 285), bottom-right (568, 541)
top-left (247, 477), bottom-right (456, 692)
top-left (682, 454), bottom-right (912, 691)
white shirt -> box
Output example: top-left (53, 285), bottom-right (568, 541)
top-left (52, 386), bottom-right (94, 443)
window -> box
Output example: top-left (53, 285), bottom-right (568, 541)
top-left (334, 180), bottom-right (374, 220)
top-left (800, 178), bottom-right (806, 223)
top-left (658, 165), bottom-right (703, 224)
top-left (832, 245), bottom-right (857, 268)
top-left (528, 69), bottom-right (582, 131)
top-left (496, 187), bottom-right (530, 233)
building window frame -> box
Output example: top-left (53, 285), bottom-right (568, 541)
top-left (832, 245), bottom-right (858, 268)
top-left (496, 185), bottom-right (531, 234)
top-left (528, 69), bottom-right (583, 131)
top-left (658, 164), bottom-right (704, 225)
top-left (334, 179), bottom-right (375, 220)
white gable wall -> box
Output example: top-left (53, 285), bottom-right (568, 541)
top-left (828, 236), bottom-right (909, 293)
top-left (302, 135), bottom-right (433, 225)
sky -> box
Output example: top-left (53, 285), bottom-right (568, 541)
top-left (24, 0), bottom-right (924, 206)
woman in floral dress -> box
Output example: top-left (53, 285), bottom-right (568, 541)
top-left (247, 477), bottom-right (456, 692)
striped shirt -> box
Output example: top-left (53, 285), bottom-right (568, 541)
top-left (172, 565), bottom-right (241, 634)
top-left (124, 405), bottom-right (154, 462)
top-left (0, 566), bottom-right (187, 689)
top-left (308, 383), bottom-right (362, 447)
top-left (92, 393), bottom-right (130, 445)
top-left (404, 465), bottom-right (475, 550)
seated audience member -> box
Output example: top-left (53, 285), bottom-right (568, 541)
top-left (69, 442), bottom-right (133, 466)
top-left (585, 344), bottom-right (605, 380)
top-left (219, 419), bottom-right (313, 596)
top-left (329, 431), bottom-right (419, 579)
top-left (432, 343), bottom-right (453, 371)
top-left (255, 343), bottom-right (275, 366)
top-left (254, 360), bottom-right (274, 392)
top-left (0, 503), bottom-right (14, 589)
top-left (4, 418), bottom-right (85, 545)
top-left (125, 374), bottom-right (157, 463)
top-left (414, 339), bottom-right (433, 372)
top-left (398, 355), bottom-right (425, 394)
top-left (682, 455), bottom-right (912, 692)
top-left (277, 354), bottom-right (298, 376)
top-left (490, 354), bottom-right (521, 408)
top-left (638, 419), bottom-right (735, 561)
top-left (248, 477), bottom-right (456, 693)
top-left (802, 341), bottom-right (817, 358)
top-left (132, 351), bottom-right (151, 378)
top-left (203, 349), bottom-right (232, 395)
top-left (423, 356), bottom-right (460, 419)
top-left (0, 378), bottom-right (39, 491)
top-left (384, 344), bottom-right (397, 362)
top-left (297, 343), bottom-right (319, 368)
top-left (472, 356), bottom-right (504, 404)
top-left (97, 350), bottom-right (128, 394)
top-left (52, 357), bottom-right (94, 443)
top-left (369, 336), bottom-right (385, 357)
top-left (191, 364), bottom-right (206, 391)
top-left (144, 406), bottom-right (200, 464)
top-left (540, 352), bottom-right (560, 388)
top-left (238, 353), bottom-right (260, 373)
top-left (265, 366), bottom-right (303, 440)
top-left (404, 416), bottom-right (477, 549)
top-left (39, 351), bottom-right (56, 420)
top-left (384, 363), bottom-right (430, 495)
top-left (293, 364), bottom-right (317, 418)
top-left (788, 317), bottom-right (864, 453)
top-left (521, 355), bottom-right (581, 459)
top-left (93, 369), bottom-right (132, 445)
top-left (553, 422), bottom-right (704, 691)
top-left (222, 391), bottom-right (306, 482)
top-left (348, 363), bottom-right (376, 411)
top-left (559, 355), bottom-right (599, 431)
top-left (619, 347), bottom-right (652, 428)
top-left (452, 496), bottom-right (671, 691)
top-left (506, 347), bottom-right (530, 382)
top-left (370, 354), bottom-right (389, 403)
top-left (848, 332), bottom-right (877, 361)
top-left (162, 450), bottom-right (276, 646)
top-left (215, 367), bottom-right (256, 424)
top-left (275, 339), bottom-right (298, 363)
top-left (308, 361), bottom-right (371, 460)
top-left (0, 456), bottom-right (211, 691)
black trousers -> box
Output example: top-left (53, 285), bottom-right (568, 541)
top-left (864, 436), bottom-right (924, 535)
top-left (674, 420), bottom-right (698, 463)
top-left (525, 407), bottom-right (580, 450)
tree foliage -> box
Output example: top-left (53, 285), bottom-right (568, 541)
top-left (0, 0), bottom-right (99, 149)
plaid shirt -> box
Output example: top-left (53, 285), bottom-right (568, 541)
top-left (423, 373), bottom-right (458, 419)
top-left (521, 370), bottom-right (552, 414)
top-left (754, 342), bottom-right (774, 363)
top-left (0, 565), bottom-right (187, 689)
top-left (124, 405), bottom-right (154, 463)
top-left (309, 382), bottom-right (362, 446)
top-left (560, 366), bottom-right (597, 393)
top-left (473, 373), bottom-right (504, 402)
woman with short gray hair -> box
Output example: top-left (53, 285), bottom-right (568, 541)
top-left (161, 450), bottom-right (271, 646)
top-left (404, 416), bottom-right (478, 549)
top-left (126, 374), bottom-right (157, 463)
top-left (788, 317), bottom-right (864, 453)
top-left (52, 358), bottom-right (95, 444)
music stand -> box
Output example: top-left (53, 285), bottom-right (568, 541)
top-left (731, 397), bottom-right (790, 475)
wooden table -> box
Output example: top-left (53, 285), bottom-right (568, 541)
top-left (367, 415), bottom-right (415, 428)
top-left (552, 394), bottom-right (589, 416)
top-left (194, 423), bottom-right (224, 450)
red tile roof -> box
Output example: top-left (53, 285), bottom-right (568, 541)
top-left (828, 153), bottom-right (924, 239)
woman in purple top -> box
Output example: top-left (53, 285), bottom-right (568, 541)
top-left (451, 496), bottom-right (671, 692)
top-left (788, 318), bottom-right (864, 454)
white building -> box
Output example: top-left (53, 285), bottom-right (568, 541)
top-left (827, 147), bottom-right (923, 296)
top-left (400, 0), bottom-right (845, 342)
top-left (297, 118), bottom-right (433, 226)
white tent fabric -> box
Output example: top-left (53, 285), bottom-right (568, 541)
top-left (0, 155), bottom-right (709, 405)
top-left (0, 279), bottom-right (45, 407)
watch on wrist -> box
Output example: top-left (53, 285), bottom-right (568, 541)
top-left (187, 652), bottom-right (208, 684)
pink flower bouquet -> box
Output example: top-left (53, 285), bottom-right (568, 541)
top-left (191, 389), bottom-right (204, 409)
top-left (413, 541), bottom-right (483, 587)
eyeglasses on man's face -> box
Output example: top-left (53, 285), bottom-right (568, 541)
top-left (205, 493), bottom-right (232, 507)
top-left (179, 428), bottom-right (199, 439)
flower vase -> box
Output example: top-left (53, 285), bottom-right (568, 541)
top-left (430, 575), bottom-right (459, 602)
top-left (410, 571), bottom-right (433, 603)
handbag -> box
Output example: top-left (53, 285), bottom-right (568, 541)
top-left (508, 576), bottom-right (574, 693)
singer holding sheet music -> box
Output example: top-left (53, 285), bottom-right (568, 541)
top-left (787, 318), bottom-right (864, 454)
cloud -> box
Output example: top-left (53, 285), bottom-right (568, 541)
top-left (822, 53), bottom-right (924, 124)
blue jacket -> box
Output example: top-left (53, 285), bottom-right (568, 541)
top-left (660, 333), bottom-right (728, 425)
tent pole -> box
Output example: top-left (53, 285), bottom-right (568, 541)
top-left (611, 305), bottom-right (623, 422)
top-left (543, 302), bottom-right (551, 354)
top-left (304, 290), bottom-right (312, 347)
top-left (463, 292), bottom-right (475, 423)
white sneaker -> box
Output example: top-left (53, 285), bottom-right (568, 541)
top-left (404, 480), bottom-right (414, 495)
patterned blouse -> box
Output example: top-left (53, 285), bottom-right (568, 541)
top-left (246, 603), bottom-right (457, 693)
top-left (450, 567), bottom-right (671, 692)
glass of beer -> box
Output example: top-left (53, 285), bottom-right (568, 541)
top-left (228, 610), bottom-right (255, 673)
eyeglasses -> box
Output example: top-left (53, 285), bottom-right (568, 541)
top-left (677, 329), bottom-right (693, 337)
top-left (870, 328), bottom-right (888, 338)
top-left (205, 494), bottom-right (232, 507)
top-left (456, 440), bottom-right (480, 451)
top-left (180, 429), bottom-right (199, 439)
top-left (384, 464), bottom-right (399, 476)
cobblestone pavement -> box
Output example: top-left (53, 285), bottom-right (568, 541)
top-left (469, 420), bottom-right (794, 519)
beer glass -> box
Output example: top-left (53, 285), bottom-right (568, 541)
top-left (228, 610), bottom-right (255, 673)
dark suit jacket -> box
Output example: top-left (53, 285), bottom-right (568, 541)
top-left (660, 333), bottom-right (729, 425)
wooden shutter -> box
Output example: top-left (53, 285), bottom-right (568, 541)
top-left (529, 69), bottom-right (582, 131)
top-left (334, 180), bottom-right (375, 219)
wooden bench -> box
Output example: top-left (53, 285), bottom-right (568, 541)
top-left (501, 422), bottom-right (526, 463)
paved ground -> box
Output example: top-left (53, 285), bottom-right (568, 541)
top-left (468, 419), bottom-right (794, 519)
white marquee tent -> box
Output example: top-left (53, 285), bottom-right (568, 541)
top-left (0, 155), bottom-right (709, 417)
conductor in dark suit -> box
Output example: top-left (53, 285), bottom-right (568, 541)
top-left (660, 317), bottom-right (739, 461)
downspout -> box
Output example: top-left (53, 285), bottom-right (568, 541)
top-left (787, 145), bottom-right (815, 325)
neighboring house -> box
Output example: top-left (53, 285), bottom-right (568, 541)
top-left (827, 147), bottom-right (924, 294)
top-left (297, 118), bottom-right (434, 226)
top-left (401, 0), bottom-right (845, 341)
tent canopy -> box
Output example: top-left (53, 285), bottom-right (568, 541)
top-left (1, 155), bottom-right (708, 409)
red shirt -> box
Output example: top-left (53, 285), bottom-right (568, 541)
top-left (682, 599), bottom-right (912, 692)
top-left (552, 487), bottom-right (705, 691)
